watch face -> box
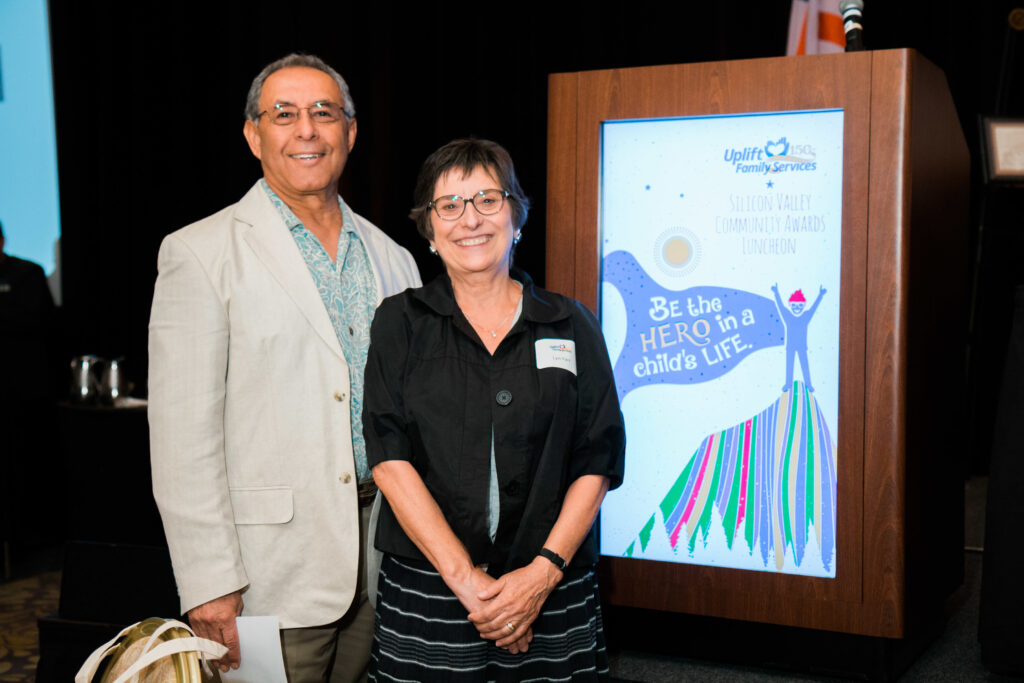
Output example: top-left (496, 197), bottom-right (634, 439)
top-left (101, 618), bottom-right (204, 683)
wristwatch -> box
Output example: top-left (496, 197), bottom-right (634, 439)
top-left (538, 547), bottom-right (567, 571)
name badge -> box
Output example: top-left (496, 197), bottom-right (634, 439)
top-left (535, 339), bottom-right (577, 375)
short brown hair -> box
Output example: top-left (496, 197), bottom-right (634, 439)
top-left (409, 138), bottom-right (530, 241)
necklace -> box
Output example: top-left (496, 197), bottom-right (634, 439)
top-left (460, 285), bottom-right (522, 339)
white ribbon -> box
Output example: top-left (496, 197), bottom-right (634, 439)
top-left (75, 618), bottom-right (228, 683)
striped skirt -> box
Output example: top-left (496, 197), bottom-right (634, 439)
top-left (369, 555), bottom-right (609, 682)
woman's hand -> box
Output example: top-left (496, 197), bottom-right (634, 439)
top-left (447, 565), bottom-right (498, 616)
top-left (467, 556), bottom-right (563, 648)
top-left (373, 462), bottom-right (536, 651)
top-left (506, 628), bottom-right (534, 654)
top-left (466, 475), bottom-right (610, 650)
top-left (446, 565), bottom-right (535, 653)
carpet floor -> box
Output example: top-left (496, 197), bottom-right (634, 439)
top-left (0, 478), bottom-right (1008, 681)
top-left (0, 571), bottom-right (59, 682)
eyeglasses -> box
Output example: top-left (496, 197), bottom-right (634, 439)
top-left (256, 101), bottom-right (350, 126)
top-left (428, 189), bottom-right (510, 221)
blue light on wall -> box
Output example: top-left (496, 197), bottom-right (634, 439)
top-left (0, 0), bottom-right (62, 292)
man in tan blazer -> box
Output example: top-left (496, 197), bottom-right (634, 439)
top-left (148, 54), bottom-right (419, 682)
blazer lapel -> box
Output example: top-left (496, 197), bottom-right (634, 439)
top-left (236, 183), bottom-right (345, 362)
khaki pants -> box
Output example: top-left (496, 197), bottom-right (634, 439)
top-left (280, 505), bottom-right (374, 683)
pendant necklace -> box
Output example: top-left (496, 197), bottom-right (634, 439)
top-left (461, 286), bottom-right (522, 339)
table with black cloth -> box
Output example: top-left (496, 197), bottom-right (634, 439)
top-left (980, 284), bottom-right (1024, 676)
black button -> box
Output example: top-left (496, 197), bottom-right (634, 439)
top-left (495, 389), bottom-right (512, 406)
top-left (504, 481), bottom-right (520, 496)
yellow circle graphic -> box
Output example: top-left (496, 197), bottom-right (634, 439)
top-left (663, 237), bottom-right (692, 266)
top-left (654, 227), bottom-right (701, 278)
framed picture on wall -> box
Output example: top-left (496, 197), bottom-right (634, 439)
top-left (982, 117), bottom-right (1024, 184)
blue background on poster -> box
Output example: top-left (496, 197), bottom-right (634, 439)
top-left (604, 250), bottom-right (785, 400)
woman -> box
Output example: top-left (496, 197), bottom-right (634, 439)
top-left (363, 139), bottom-right (625, 681)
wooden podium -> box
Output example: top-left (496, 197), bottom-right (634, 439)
top-left (547, 50), bottom-right (968, 639)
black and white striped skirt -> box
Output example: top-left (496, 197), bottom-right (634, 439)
top-left (369, 555), bottom-right (609, 682)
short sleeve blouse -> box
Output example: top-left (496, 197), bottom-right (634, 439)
top-left (363, 269), bottom-right (626, 576)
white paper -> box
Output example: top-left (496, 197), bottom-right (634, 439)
top-left (219, 616), bottom-right (287, 683)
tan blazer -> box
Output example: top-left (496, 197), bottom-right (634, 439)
top-left (148, 182), bottom-right (420, 628)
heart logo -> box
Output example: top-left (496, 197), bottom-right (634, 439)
top-left (765, 137), bottom-right (789, 157)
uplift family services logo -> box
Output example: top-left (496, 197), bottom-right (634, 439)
top-left (724, 137), bottom-right (818, 175)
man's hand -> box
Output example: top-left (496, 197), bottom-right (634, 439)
top-left (187, 591), bottom-right (243, 672)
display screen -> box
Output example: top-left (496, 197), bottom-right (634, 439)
top-left (0, 0), bottom-right (62, 284)
top-left (598, 109), bottom-right (843, 578)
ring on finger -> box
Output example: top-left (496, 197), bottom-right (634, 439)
top-left (506, 621), bottom-right (516, 632)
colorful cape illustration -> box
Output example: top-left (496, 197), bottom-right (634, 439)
top-left (624, 381), bottom-right (837, 573)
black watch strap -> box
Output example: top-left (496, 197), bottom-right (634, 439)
top-left (538, 547), bottom-right (567, 571)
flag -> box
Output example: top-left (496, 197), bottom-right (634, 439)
top-left (786, 0), bottom-right (846, 55)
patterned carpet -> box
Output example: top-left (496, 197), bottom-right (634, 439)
top-left (0, 571), bottom-right (60, 682)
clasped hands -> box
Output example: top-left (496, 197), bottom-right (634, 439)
top-left (451, 557), bottom-right (563, 655)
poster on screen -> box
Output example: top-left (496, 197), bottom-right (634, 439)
top-left (599, 109), bottom-right (844, 579)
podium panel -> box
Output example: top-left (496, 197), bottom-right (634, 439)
top-left (547, 50), bottom-right (968, 638)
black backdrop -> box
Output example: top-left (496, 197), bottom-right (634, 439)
top-left (47, 1), bottom-right (1023, 467)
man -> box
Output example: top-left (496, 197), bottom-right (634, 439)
top-left (0, 221), bottom-right (56, 380)
top-left (148, 54), bottom-right (420, 682)
top-left (1, 221), bottom-right (58, 564)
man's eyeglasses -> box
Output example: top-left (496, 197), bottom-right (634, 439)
top-left (256, 101), bottom-right (351, 126)
top-left (428, 189), bottom-right (510, 221)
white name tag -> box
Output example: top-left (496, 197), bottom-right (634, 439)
top-left (535, 339), bottom-right (577, 375)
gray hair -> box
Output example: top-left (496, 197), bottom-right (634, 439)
top-left (244, 53), bottom-right (355, 122)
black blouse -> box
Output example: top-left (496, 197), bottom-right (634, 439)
top-left (363, 270), bottom-right (626, 575)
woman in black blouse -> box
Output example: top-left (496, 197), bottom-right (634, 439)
top-left (363, 138), bottom-right (625, 681)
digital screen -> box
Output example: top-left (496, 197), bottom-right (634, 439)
top-left (599, 109), bottom-right (843, 578)
top-left (0, 0), bottom-right (62, 285)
